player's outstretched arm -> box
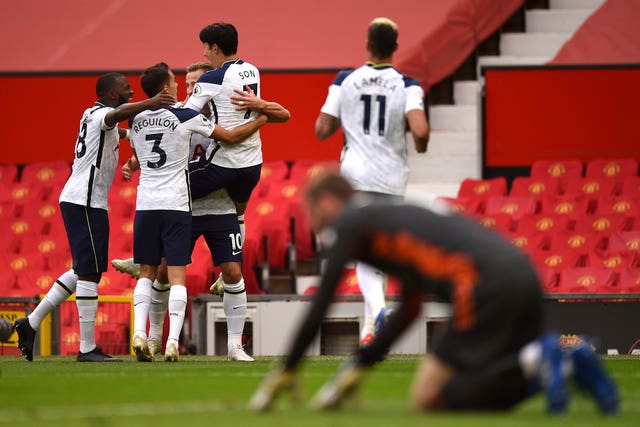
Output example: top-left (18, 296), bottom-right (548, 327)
top-left (314, 112), bottom-right (340, 140)
top-left (406, 109), bottom-right (430, 153)
top-left (211, 114), bottom-right (268, 144)
top-left (231, 86), bottom-right (291, 123)
top-left (104, 91), bottom-right (175, 128)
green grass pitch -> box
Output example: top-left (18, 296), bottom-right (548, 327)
top-left (0, 355), bottom-right (638, 427)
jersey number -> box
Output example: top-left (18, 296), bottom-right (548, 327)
top-left (75, 122), bottom-right (88, 159)
top-left (229, 233), bottom-right (243, 251)
top-left (360, 94), bottom-right (386, 136)
top-left (243, 83), bottom-right (259, 119)
top-left (146, 133), bottom-right (167, 169)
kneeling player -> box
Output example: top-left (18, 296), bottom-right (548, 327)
top-left (250, 173), bottom-right (619, 415)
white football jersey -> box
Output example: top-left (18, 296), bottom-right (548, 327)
top-left (130, 108), bottom-right (215, 212)
top-left (189, 133), bottom-right (236, 216)
top-left (59, 103), bottom-right (119, 210)
top-left (185, 59), bottom-right (262, 168)
top-left (321, 63), bottom-right (425, 196)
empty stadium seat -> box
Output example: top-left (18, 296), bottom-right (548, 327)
top-left (555, 268), bottom-right (614, 293)
top-left (433, 197), bottom-right (483, 215)
top-left (564, 177), bottom-right (618, 212)
top-left (289, 160), bottom-right (339, 184)
top-left (585, 158), bottom-right (638, 180)
top-left (607, 231), bottom-right (640, 252)
top-left (548, 230), bottom-right (605, 257)
top-left (573, 213), bottom-right (632, 235)
top-left (484, 196), bottom-right (536, 221)
top-left (586, 251), bottom-right (638, 272)
top-left (20, 160), bottom-right (71, 185)
top-left (508, 232), bottom-right (548, 253)
top-left (531, 248), bottom-right (581, 274)
top-left (474, 213), bottom-right (514, 235)
top-left (254, 161), bottom-right (289, 198)
top-left (617, 268), bottom-right (640, 293)
top-left (539, 195), bottom-right (589, 219)
top-left (530, 159), bottom-right (583, 192)
top-left (594, 195), bottom-right (640, 216)
top-left (0, 164), bottom-right (18, 185)
top-left (618, 176), bottom-right (640, 196)
top-left (458, 177), bottom-right (507, 199)
top-left (515, 213), bottom-right (570, 236)
top-left (510, 176), bottom-right (560, 198)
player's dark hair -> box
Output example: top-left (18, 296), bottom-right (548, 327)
top-left (367, 17), bottom-right (398, 59)
top-left (305, 172), bottom-right (355, 204)
top-left (140, 62), bottom-right (170, 98)
top-left (199, 22), bottom-right (238, 55)
top-left (96, 72), bottom-right (125, 98)
top-left (186, 61), bottom-right (214, 74)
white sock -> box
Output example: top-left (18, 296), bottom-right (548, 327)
top-left (76, 280), bottom-right (98, 354)
top-left (167, 285), bottom-right (187, 343)
top-left (133, 277), bottom-right (153, 337)
top-left (237, 214), bottom-right (245, 246)
top-left (223, 278), bottom-right (247, 349)
top-left (149, 280), bottom-right (170, 342)
top-left (28, 269), bottom-right (77, 330)
top-left (355, 262), bottom-right (386, 339)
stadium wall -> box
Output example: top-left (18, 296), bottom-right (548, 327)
top-left (482, 65), bottom-right (640, 179)
top-left (0, 70), bottom-right (344, 165)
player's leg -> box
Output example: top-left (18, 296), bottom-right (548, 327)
top-left (148, 259), bottom-right (170, 356)
top-left (187, 158), bottom-right (227, 200)
top-left (355, 262), bottom-right (386, 346)
top-left (162, 210), bottom-right (192, 362)
top-left (228, 164), bottom-right (262, 246)
top-left (132, 210), bottom-right (163, 361)
top-left (201, 213), bottom-right (253, 361)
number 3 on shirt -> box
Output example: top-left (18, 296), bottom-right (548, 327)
top-left (146, 133), bottom-right (167, 169)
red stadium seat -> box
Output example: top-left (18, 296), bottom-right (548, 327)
top-left (585, 158), bottom-right (638, 180)
top-left (0, 164), bottom-right (18, 185)
top-left (564, 177), bottom-right (618, 212)
top-left (458, 177), bottom-right (507, 199)
top-left (548, 230), bottom-right (605, 257)
top-left (555, 268), bottom-right (614, 293)
top-left (530, 159), bottom-right (583, 192)
top-left (586, 250), bottom-right (637, 272)
top-left (20, 160), bottom-right (71, 185)
top-left (618, 176), bottom-right (640, 196)
top-left (535, 267), bottom-right (558, 291)
top-left (97, 270), bottom-right (133, 296)
top-left (433, 196), bottom-right (483, 215)
top-left (508, 232), bottom-right (549, 254)
top-left (539, 195), bottom-right (589, 219)
top-left (15, 269), bottom-right (56, 297)
top-left (531, 248), bottom-right (581, 274)
top-left (484, 196), bottom-right (536, 221)
top-left (573, 213), bottom-right (632, 235)
top-left (473, 213), bottom-right (514, 235)
top-left (617, 268), bottom-right (640, 293)
top-left (607, 231), bottom-right (640, 252)
top-left (515, 213), bottom-right (570, 236)
top-left (245, 196), bottom-right (290, 269)
top-left (289, 160), bottom-right (339, 185)
top-left (594, 195), bottom-right (640, 216)
top-left (1, 182), bottom-right (47, 205)
top-left (254, 161), bottom-right (289, 198)
top-left (510, 177), bottom-right (560, 198)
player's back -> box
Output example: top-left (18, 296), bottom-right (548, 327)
top-left (330, 64), bottom-right (423, 196)
top-left (187, 59), bottom-right (262, 168)
top-left (59, 102), bottom-right (119, 210)
top-left (130, 107), bottom-right (212, 212)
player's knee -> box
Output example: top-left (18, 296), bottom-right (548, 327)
top-left (221, 263), bottom-right (242, 284)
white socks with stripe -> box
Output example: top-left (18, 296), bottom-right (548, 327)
top-left (167, 285), bottom-right (187, 344)
top-left (223, 278), bottom-right (247, 349)
top-left (76, 280), bottom-right (98, 353)
top-left (28, 269), bottom-right (77, 330)
top-left (149, 280), bottom-right (170, 342)
top-left (355, 262), bottom-right (387, 340)
top-left (133, 277), bottom-right (153, 338)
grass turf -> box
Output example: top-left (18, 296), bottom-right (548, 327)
top-left (0, 355), bottom-right (638, 427)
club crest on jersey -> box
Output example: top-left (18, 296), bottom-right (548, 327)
top-left (200, 115), bottom-right (211, 125)
top-left (194, 84), bottom-right (202, 95)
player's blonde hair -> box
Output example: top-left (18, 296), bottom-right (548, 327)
top-left (367, 17), bottom-right (398, 59)
top-left (186, 62), bottom-right (214, 74)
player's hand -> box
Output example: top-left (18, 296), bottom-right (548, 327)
top-left (122, 156), bottom-right (139, 181)
top-left (147, 90), bottom-right (176, 109)
top-left (231, 85), bottom-right (264, 111)
top-left (249, 366), bottom-right (300, 412)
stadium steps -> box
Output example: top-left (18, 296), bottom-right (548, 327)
top-left (413, 0), bottom-right (604, 203)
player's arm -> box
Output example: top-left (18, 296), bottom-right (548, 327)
top-left (231, 85), bottom-right (291, 123)
top-left (122, 153), bottom-right (140, 182)
top-left (210, 114), bottom-right (269, 144)
top-left (315, 112), bottom-right (341, 140)
top-left (104, 91), bottom-right (175, 128)
top-left (407, 109), bottom-right (430, 153)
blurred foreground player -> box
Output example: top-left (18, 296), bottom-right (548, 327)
top-left (14, 73), bottom-right (174, 362)
top-left (315, 17), bottom-right (430, 345)
top-left (250, 173), bottom-right (619, 415)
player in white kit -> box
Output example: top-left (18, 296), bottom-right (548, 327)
top-left (129, 62), bottom-right (267, 362)
top-left (186, 22), bottom-right (290, 246)
top-left (14, 73), bottom-right (174, 362)
top-left (314, 18), bottom-right (430, 346)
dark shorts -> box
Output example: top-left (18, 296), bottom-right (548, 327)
top-left (189, 157), bottom-right (261, 203)
top-left (133, 210), bottom-right (192, 266)
top-left (60, 202), bottom-right (109, 275)
top-left (434, 259), bottom-right (543, 371)
top-left (191, 214), bottom-right (242, 265)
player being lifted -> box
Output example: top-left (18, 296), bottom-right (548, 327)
top-left (186, 22), bottom-right (290, 247)
top-left (314, 17), bottom-right (430, 345)
top-left (250, 173), bottom-right (620, 415)
top-left (129, 62), bottom-right (268, 362)
top-left (14, 73), bottom-right (174, 362)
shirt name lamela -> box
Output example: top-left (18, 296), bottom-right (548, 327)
top-left (132, 118), bottom-right (178, 134)
top-left (352, 76), bottom-right (397, 91)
